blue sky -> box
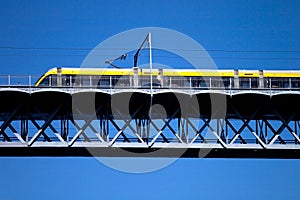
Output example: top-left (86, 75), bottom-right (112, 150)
top-left (1, 0), bottom-right (300, 199)
top-left (0, 0), bottom-right (300, 75)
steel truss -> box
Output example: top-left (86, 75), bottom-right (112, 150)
top-left (1, 96), bottom-right (300, 158)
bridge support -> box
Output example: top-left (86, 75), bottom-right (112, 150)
top-left (0, 88), bottom-right (300, 157)
top-left (1, 107), bottom-right (300, 157)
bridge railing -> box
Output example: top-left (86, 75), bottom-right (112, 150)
top-left (0, 74), bottom-right (300, 91)
top-left (0, 75), bottom-right (40, 86)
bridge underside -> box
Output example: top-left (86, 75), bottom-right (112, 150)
top-left (1, 147), bottom-right (300, 158)
top-left (1, 88), bottom-right (300, 158)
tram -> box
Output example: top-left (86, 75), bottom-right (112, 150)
top-left (35, 67), bottom-right (300, 89)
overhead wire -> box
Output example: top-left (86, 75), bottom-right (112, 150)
top-left (0, 46), bottom-right (299, 60)
top-left (0, 46), bottom-right (300, 53)
top-left (0, 54), bottom-right (299, 60)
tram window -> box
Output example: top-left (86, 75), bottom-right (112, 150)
top-left (112, 76), bottom-right (121, 86)
top-left (191, 77), bottom-right (206, 88)
top-left (164, 76), bottom-right (171, 87)
top-left (271, 78), bottom-right (279, 88)
top-left (115, 76), bottom-right (130, 87)
top-left (51, 75), bottom-right (57, 86)
top-left (291, 78), bottom-right (300, 88)
top-left (92, 76), bottom-right (103, 86)
top-left (239, 78), bottom-right (250, 88)
top-left (183, 77), bottom-right (190, 87)
top-left (274, 78), bottom-right (290, 88)
top-left (98, 78), bottom-right (110, 87)
top-left (271, 78), bottom-right (289, 88)
top-left (199, 79), bottom-right (208, 88)
top-left (139, 76), bottom-right (147, 87)
top-left (191, 77), bottom-right (197, 87)
top-left (183, 77), bottom-right (191, 87)
top-left (195, 77), bottom-right (214, 88)
top-left (39, 76), bottom-right (50, 86)
top-left (223, 77), bottom-right (231, 88)
top-left (72, 76), bottom-right (79, 86)
top-left (251, 78), bottom-right (258, 88)
top-left (264, 78), bottom-right (270, 88)
top-left (210, 77), bottom-right (223, 88)
top-left (169, 76), bottom-right (177, 87)
top-left (82, 76), bottom-right (91, 86)
top-left (283, 78), bottom-right (290, 88)
top-left (169, 76), bottom-right (183, 87)
top-left (62, 75), bottom-right (70, 86)
top-left (70, 75), bottom-right (76, 86)
top-left (73, 75), bottom-right (90, 86)
top-left (177, 76), bottom-right (184, 87)
top-left (73, 75), bottom-right (84, 86)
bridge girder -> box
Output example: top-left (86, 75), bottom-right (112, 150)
top-left (0, 88), bottom-right (300, 158)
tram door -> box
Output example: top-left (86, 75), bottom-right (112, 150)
top-left (234, 69), bottom-right (239, 88)
top-left (259, 70), bottom-right (264, 88)
top-left (133, 67), bottom-right (139, 87)
top-left (57, 67), bottom-right (62, 86)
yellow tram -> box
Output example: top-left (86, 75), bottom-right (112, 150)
top-left (35, 67), bottom-right (300, 89)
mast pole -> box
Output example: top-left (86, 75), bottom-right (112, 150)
top-left (148, 32), bottom-right (153, 95)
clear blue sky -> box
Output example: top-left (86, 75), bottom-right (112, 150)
top-left (0, 0), bottom-right (300, 199)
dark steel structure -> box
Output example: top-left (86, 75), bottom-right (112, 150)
top-left (1, 84), bottom-right (300, 158)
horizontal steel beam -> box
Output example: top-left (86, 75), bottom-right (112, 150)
top-left (0, 86), bottom-right (300, 95)
top-left (0, 147), bottom-right (300, 158)
top-left (1, 86), bottom-right (300, 158)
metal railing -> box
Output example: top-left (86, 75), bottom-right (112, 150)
top-left (0, 75), bottom-right (300, 91)
top-left (0, 75), bottom-right (40, 86)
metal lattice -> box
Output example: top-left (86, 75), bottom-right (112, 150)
top-left (1, 87), bottom-right (300, 158)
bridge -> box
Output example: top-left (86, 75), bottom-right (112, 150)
top-left (1, 75), bottom-right (300, 158)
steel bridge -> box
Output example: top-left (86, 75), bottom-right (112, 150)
top-left (1, 82), bottom-right (300, 158)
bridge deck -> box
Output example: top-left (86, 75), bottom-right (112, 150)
top-left (0, 86), bottom-right (300, 158)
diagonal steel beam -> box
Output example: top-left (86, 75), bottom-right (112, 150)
top-left (73, 107), bottom-right (104, 141)
top-left (45, 123), bottom-right (66, 143)
top-left (149, 120), bottom-right (169, 143)
top-left (164, 119), bottom-right (184, 143)
top-left (83, 121), bottom-right (106, 143)
top-left (73, 118), bottom-right (106, 143)
top-left (228, 117), bottom-right (265, 147)
top-left (241, 121), bottom-right (266, 148)
top-left (269, 110), bottom-right (298, 145)
top-left (229, 107), bottom-right (260, 144)
top-left (114, 109), bottom-right (145, 143)
top-left (68, 108), bottom-right (103, 146)
top-left (264, 120), bottom-right (286, 144)
top-left (148, 109), bottom-right (180, 146)
top-left (70, 120), bottom-right (91, 142)
top-left (8, 124), bottom-right (26, 143)
top-left (125, 122), bottom-right (145, 143)
top-left (29, 117), bottom-right (52, 142)
top-left (226, 119), bottom-right (246, 144)
top-left (204, 118), bottom-right (227, 148)
top-left (148, 130), bottom-right (163, 147)
top-left (157, 110), bottom-right (184, 143)
top-left (29, 106), bottom-right (62, 142)
top-left (32, 106), bottom-right (61, 138)
top-left (28, 105), bottom-right (62, 146)
top-left (189, 108), bottom-right (226, 145)
top-left (0, 130), bottom-right (11, 142)
top-left (266, 112), bottom-right (296, 145)
top-left (0, 105), bottom-right (22, 141)
top-left (108, 118), bottom-right (131, 144)
top-left (108, 106), bottom-right (143, 146)
top-left (188, 118), bottom-right (209, 144)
